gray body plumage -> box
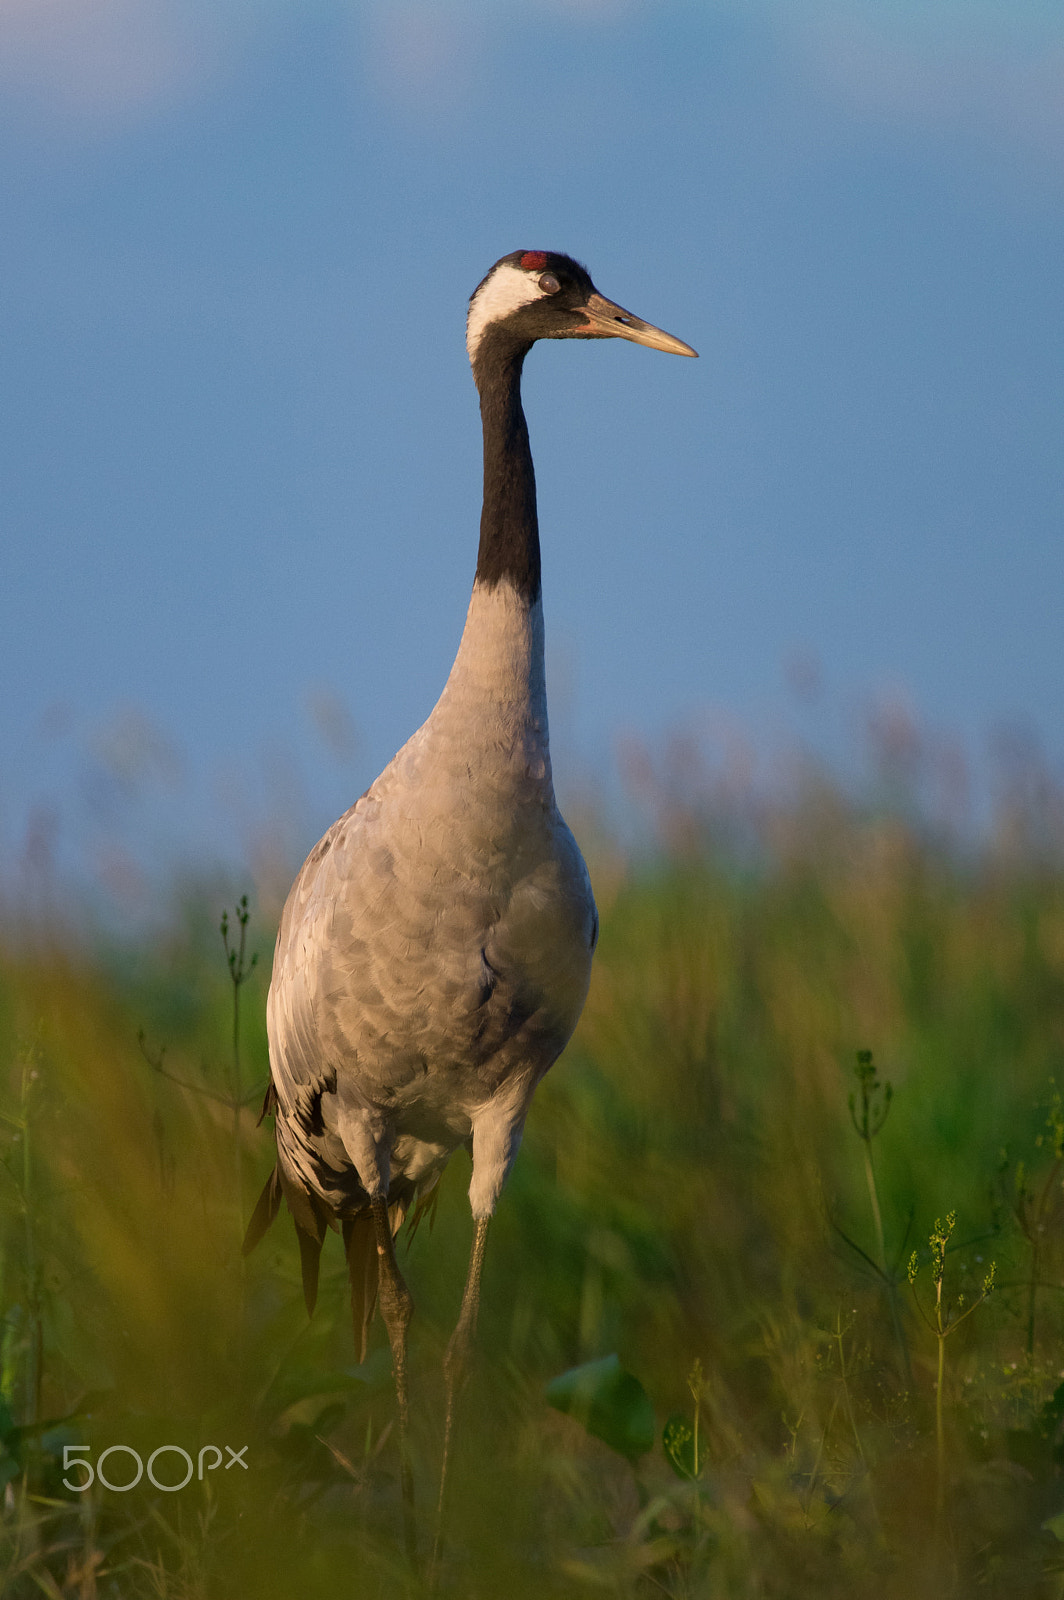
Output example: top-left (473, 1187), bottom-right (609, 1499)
top-left (246, 254), bottom-right (694, 1499)
top-left (265, 579), bottom-right (597, 1253)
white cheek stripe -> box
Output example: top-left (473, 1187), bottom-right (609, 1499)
top-left (466, 263), bottom-right (545, 363)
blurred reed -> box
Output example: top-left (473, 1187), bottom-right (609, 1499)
top-left (1, 728), bottom-right (1063, 1597)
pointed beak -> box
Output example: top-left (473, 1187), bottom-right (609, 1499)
top-left (580, 291), bottom-right (698, 357)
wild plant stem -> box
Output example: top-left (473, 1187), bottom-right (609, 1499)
top-left (862, 1140), bottom-right (886, 1274)
top-left (935, 1331), bottom-right (946, 1530)
top-left (230, 918), bottom-right (244, 1222)
top-left (834, 1314), bottom-right (883, 1536)
top-left (1026, 1238), bottom-right (1040, 1360)
top-left (1025, 1154), bottom-right (1062, 1358)
top-left (804, 1392), bottom-right (839, 1519)
top-left (929, 1232), bottom-right (953, 1543)
top-left (221, 897), bottom-right (257, 1230)
top-left (834, 1315), bottom-right (865, 1467)
top-left (862, 1136), bottom-right (913, 1388)
top-left (231, 1044), bottom-right (242, 1228)
top-left (687, 1357), bottom-right (705, 1481)
top-left (19, 1057), bottom-right (41, 1430)
top-left (851, 1051), bottom-right (911, 1385)
top-left (692, 1380), bottom-right (700, 1479)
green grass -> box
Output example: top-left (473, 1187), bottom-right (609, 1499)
top-left (2, 773), bottom-right (1064, 1597)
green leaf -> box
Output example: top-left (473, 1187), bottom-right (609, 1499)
top-left (259, 1361), bottom-right (376, 1425)
top-left (545, 1354), bottom-right (655, 1463)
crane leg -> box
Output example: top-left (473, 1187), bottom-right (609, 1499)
top-left (370, 1194), bottom-right (417, 1565)
top-left (433, 1215), bottom-right (490, 1573)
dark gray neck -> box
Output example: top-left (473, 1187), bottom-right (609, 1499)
top-left (473, 335), bottom-right (541, 605)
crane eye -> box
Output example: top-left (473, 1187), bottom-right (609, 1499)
top-left (538, 272), bottom-right (560, 295)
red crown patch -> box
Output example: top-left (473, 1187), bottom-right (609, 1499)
top-left (519, 251), bottom-right (549, 271)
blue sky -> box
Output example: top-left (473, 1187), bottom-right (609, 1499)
top-left (3, 1), bottom-right (1062, 914)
